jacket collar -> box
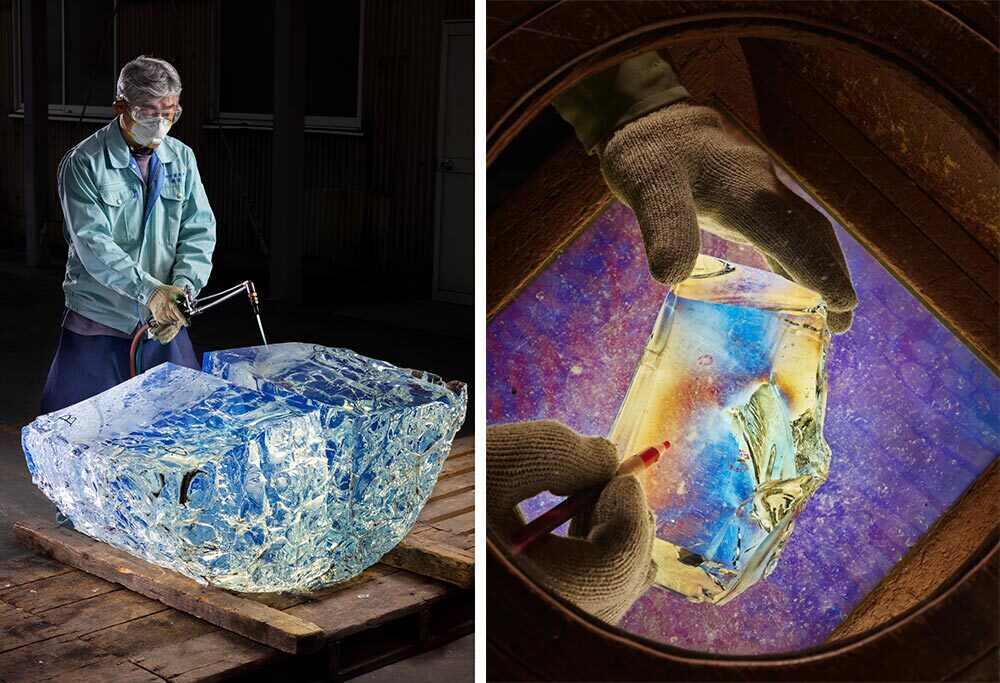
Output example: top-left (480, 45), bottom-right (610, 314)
top-left (103, 116), bottom-right (177, 169)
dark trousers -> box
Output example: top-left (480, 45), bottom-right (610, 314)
top-left (40, 325), bottom-right (199, 414)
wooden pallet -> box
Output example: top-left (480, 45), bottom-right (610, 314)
top-left (0, 436), bottom-right (475, 681)
top-left (380, 436), bottom-right (475, 588)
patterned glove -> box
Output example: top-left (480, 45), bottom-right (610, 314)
top-left (487, 420), bottom-right (656, 624)
top-left (598, 102), bottom-right (858, 332)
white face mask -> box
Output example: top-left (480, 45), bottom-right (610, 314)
top-left (126, 115), bottom-right (171, 148)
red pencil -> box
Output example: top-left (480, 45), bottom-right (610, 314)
top-left (508, 440), bottom-right (670, 556)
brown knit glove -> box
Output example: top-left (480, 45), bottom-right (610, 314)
top-left (598, 102), bottom-right (858, 332)
top-left (148, 284), bottom-right (186, 326)
top-left (150, 321), bottom-right (182, 345)
top-left (487, 420), bottom-right (656, 624)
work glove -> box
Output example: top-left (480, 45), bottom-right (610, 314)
top-left (598, 102), bottom-right (858, 332)
top-left (487, 420), bottom-right (656, 625)
top-left (150, 321), bottom-right (182, 345)
top-left (147, 284), bottom-right (186, 326)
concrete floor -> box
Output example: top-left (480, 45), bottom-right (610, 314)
top-left (353, 634), bottom-right (474, 683)
top-left (0, 251), bottom-right (475, 680)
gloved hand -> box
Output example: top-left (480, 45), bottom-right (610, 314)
top-left (147, 284), bottom-right (186, 326)
top-left (150, 321), bottom-right (182, 345)
top-left (598, 102), bottom-right (858, 332)
top-left (487, 420), bottom-right (656, 624)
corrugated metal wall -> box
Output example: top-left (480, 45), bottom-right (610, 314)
top-left (0, 0), bottom-right (471, 290)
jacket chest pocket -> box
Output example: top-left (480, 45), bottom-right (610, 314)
top-left (98, 183), bottom-right (141, 244)
top-left (159, 188), bottom-right (185, 246)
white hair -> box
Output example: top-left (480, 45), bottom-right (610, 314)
top-left (116, 55), bottom-right (182, 105)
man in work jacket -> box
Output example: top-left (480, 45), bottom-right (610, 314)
top-left (41, 55), bottom-right (216, 414)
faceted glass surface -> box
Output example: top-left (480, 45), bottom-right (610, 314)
top-left (608, 255), bottom-right (831, 604)
top-left (23, 363), bottom-right (332, 592)
top-left (24, 345), bottom-right (466, 594)
top-left (202, 343), bottom-right (467, 583)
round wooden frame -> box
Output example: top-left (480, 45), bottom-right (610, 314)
top-left (487, 0), bottom-right (997, 165)
top-left (486, 2), bottom-right (999, 679)
top-left (487, 536), bottom-right (998, 681)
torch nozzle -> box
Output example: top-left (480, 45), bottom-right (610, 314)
top-left (246, 281), bottom-right (261, 315)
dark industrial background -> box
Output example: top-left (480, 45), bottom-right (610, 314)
top-left (0, 1), bottom-right (473, 679)
top-left (2, 0), bottom-right (473, 293)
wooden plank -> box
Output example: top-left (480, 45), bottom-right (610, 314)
top-left (36, 657), bottom-right (166, 683)
top-left (235, 565), bottom-right (398, 611)
top-left (428, 510), bottom-right (474, 536)
top-left (0, 599), bottom-right (65, 654)
top-left (742, 39), bottom-right (997, 303)
top-left (80, 607), bottom-right (219, 661)
top-left (0, 434), bottom-right (476, 679)
top-left (34, 589), bottom-right (168, 639)
top-left (13, 518), bottom-right (325, 655)
top-left (407, 523), bottom-right (474, 552)
top-left (456, 530), bottom-right (475, 551)
top-left (448, 435), bottom-right (475, 458)
top-left (0, 552), bottom-right (74, 589)
top-left (0, 633), bottom-right (163, 683)
top-left (772, 41), bottom-right (999, 259)
top-left (285, 569), bottom-right (452, 642)
top-left (375, 431), bottom-right (475, 587)
top-left (0, 569), bottom-right (119, 613)
top-left (417, 491), bottom-right (475, 524)
top-left (425, 469), bottom-right (474, 502)
top-left (380, 528), bottom-right (474, 589)
top-left (36, 656), bottom-right (164, 683)
top-left (80, 564), bottom-right (464, 683)
top-left (438, 452), bottom-right (474, 479)
top-left (408, 523), bottom-right (470, 544)
top-left (331, 612), bottom-right (427, 681)
top-left (111, 627), bottom-right (281, 683)
top-left (330, 595), bottom-right (475, 681)
top-left (487, 137), bottom-right (611, 319)
top-left (79, 608), bottom-right (284, 683)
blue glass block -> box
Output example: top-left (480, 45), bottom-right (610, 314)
top-left (22, 363), bottom-right (331, 592)
top-left (202, 343), bottom-right (467, 583)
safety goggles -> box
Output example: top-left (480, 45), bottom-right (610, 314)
top-left (128, 103), bottom-right (183, 124)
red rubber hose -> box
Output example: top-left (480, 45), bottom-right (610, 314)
top-left (129, 322), bottom-right (151, 378)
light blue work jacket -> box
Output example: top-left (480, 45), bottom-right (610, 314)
top-left (57, 118), bottom-right (216, 334)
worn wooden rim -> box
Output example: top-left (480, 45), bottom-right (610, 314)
top-left (487, 534), bottom-right (999, 680)
top-left (487, 0), bottom-right (998, 166)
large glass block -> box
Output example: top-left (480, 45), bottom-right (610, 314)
top-left (608, 255), bottom-right (831, 604)
top-left (22, 363), bottom-right (332, 592)
top-left (202, 343), bottom-right (468, 582)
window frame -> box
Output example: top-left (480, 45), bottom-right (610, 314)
top-left (212, 0), bottom-right (366, 134)
top-left (10, 0), bottom-right (119, 121)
